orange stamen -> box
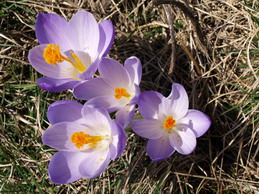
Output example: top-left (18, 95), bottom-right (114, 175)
top-left (114, 88), bottom-right (131, 99)
top-left (163, 116), bottom-right (176, 130)
top-left (70, 131), bottom-right (102, 149)
top-left (43, 44), bottom-right (63, 65)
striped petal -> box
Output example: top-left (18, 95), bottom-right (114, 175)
top-left (169, 127), bottom-right (196, 155)
top-left (98, 57), bottom-right (131, 88)
top-left (178, 110), bottom-right (211, 137)
top-left (167, 83), bottom-right (189, 119)
top-left (35, 13), bottom-right (71, 50)
top-left (79, 148), bottom-right (110, 179)
top-left (138, 91), bottom-right (164, 119)
top-left (73, 78), bottom-right (113, 100)
top-left (147, 134), bottom-right (175, 161)
top-left (66, 10), bottom-right (99, 58)
top-left (124, 56), bottom-right (142, 85)
top-left (48, 151), bottom-right (85, 184)
top-left (132, 118), bottom-right (163, 140)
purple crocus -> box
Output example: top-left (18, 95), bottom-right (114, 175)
top-left (42, 100), bottom-right (126, 184)
top-left (28, 10), bottom-right (114, 92)
top-left (73, 56), bottom-right (142, 128)
top-left (132, 83), bottom-right (211, 161)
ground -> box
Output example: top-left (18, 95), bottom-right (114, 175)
top-left (0, 0), bottom-right (258, 193)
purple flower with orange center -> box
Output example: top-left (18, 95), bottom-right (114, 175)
top-left (132, 83), bottom-right (211, 161)
top-left (28, 10), bottom-right (114, 92)
top-left (42, 100), bottom-right (126, 184)
top-left (73, 56), bottom-right (142, 128)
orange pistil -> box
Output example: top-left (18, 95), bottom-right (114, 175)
top-left (43, 43), bottom-right (86, 72)
top-left (163, 116), bottom-right (176, 130)
top-left (114, 88), bottom-right (130, 99)
top-left (70, 131), bottom-right (102, 149)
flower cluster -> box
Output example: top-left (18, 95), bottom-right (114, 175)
top-left (29, 10), bottom-right (211, 184)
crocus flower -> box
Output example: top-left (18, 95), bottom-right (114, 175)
top-left (28, 10), bottom-right (114, 92)
top-left (132, 83), bottom-right (211, 161)
top-left (73, 56), bottom-right (142, 128)
top-left (42, 100), bottom-right (126, 184)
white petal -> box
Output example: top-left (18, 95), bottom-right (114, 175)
top-left (169, 127), bottom-right (196, 155)
top-left (178, 110), bottom-right (211, 137)
top-left (167, 83), bottom-right (189, 119)
top-left (79, 148), bottom-right (110, 178)
top-left (124, 56), bottom-right (142, 85)
top-left (81, 105), bottom-right (112, 135)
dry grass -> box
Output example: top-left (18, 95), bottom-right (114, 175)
top-left (0, 0), bottom-right (258, 193)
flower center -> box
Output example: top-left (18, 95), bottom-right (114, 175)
top-left (43, 43), bottom-right (86, 72)
top-left (163, 116), bottom-right (176, 130)
top-left (114, 88), bottom-right (130, 99)
top-left (70, 131), bottom-right (103, 149)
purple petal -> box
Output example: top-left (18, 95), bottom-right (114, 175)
top-left (124, 56), bottom-right (142, 85)
top-left (128, 84), bottom-right (141, 105)
top-left (86, 95), bottom-right (125, 113)
top-left (138, 91), bottom-right (164, 119)
top-left (98, 20), bottom-right (115, 57)
top-left (115, 105), bottom-right (135, 128)
top-left (37, 77), bottom-right (79, 92)
top-left (66, 10), bottom-right (99, 58)
top-left (132, 118), bottom-right (164, 139)
top-left (169, 128), bottom-right (196, 155)
top-left (77, 56), bottom-right (100, 80)
top-left (35, 13), bottom-right (70, 51)
top-left (73, 78), bottom-right (113, 100)
top-left (109, 120), bottom-right (126, 159)
top-left (79, 149), bottom-right (110, 179)
top-left (147, 134), bottom-right (175, 161)
top-left (81, 105), bottom-right (112, 134)
top-left (42, 122), bottom-right (99, 152)
top-left (178, 110), bottom-right (211, 137)
top-left (98, 57), bottom-right (131, 88)
top-left (48, 151), bottom-right (85, 184)
top-left (167, 83), bottom-right (189, 119)
top-left (47, 100), bottom-right (83, 124)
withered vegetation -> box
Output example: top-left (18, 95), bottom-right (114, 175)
top-left (0, 0), bottom-right (258, 193)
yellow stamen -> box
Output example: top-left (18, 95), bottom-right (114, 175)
top-left (43, 43), bottom-right (86, 72)
top-left (114, 88), bottom-right (130, 99)
top-left (43, 44), bottom-right (63, 65)
top-left (70, 131), bottom-right (102, 149)
top-left (69, 51), bottom-right (86, 72)
top-left (163, 116), bottom-right (176, 130)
